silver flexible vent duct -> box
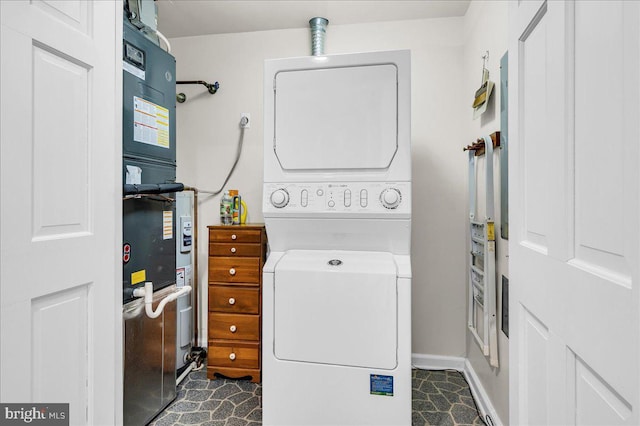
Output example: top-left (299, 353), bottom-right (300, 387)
top-left (309, 17), bottom-right (329, 56)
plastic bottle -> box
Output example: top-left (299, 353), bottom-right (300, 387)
top-left (220, 191), bottom-right (233, 225)
top-left (232, 195), bottom-right (242, 225)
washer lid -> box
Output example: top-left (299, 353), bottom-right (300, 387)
top-left (274, 64), bottom-right (398, 171)
top-left (273, 250), bottom-right (398, 369)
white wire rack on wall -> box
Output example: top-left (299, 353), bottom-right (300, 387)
top-left (465, 132), bottom-right (500, 368)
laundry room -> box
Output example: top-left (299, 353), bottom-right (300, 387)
top-left (163, 1), bottom-right (509, 424)
top-left (2, 1), bottom-right (638, 426)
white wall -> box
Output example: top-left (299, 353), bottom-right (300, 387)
top-left (462, 1), bottom-right (509, 424)
top-left (170, 16), bottom-right (470, 358)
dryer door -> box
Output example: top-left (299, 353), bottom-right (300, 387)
top-left (273, 250), bottom-right (397, 369)
top-left (274, 64), bottom-right (398, 171)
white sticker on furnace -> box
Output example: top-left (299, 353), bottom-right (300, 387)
top-left (133, 96), bottom-right (170, 149)
top-left (163, 211), bottom-right (173, 240)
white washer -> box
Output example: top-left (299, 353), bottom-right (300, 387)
top-left (262, 50), bottom-right (411, 426)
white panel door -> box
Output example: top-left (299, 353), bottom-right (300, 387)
top-left (509, 1), bottom-right (639, 424)
top-left (0, 1), bottom-right (122, 425)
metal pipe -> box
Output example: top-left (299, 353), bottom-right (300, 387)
top-left (309, 17), bottom-right (329, 56)
top-left (176, 80), bottom-right (219, 94)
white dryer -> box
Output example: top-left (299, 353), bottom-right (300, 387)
top-left (262, 50), bottom-right (411, 426)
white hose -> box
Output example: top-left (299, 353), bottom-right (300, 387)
top-left (177, 361), bottom-right (196, 385)
top-left (133, 282), bottom-right (192, 319)
top-left (155, 29), bottom-right (171, 53)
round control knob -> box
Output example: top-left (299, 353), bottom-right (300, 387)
top-left (230, 325), bottom-right (237, 333)
top-left (229, 268), bottom-right (236, 276)
top-left (380, 188), bottom-right (402, 209)
top-left (228, 297), bottom-right (236, 305)
top-left (270, 189), bottom-right (290, 208)
top-left (229, 352), bottom-right (236, 361)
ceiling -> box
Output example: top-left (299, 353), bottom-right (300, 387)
top-left (156, 0), bottom-right (471, 38)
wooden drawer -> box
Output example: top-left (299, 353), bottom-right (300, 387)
top-left (209, 286), bottom-right (259, 314)
top-left (208, 341), bottom-right (259, 369)
top-left (209, 228), bottom-right (262, 244)
top-left (209, 312), bottom-right (259, 341)
top-left (209, 257), bottom-right (260, 284)
top-left (209, 242), bottom-right (262, 258)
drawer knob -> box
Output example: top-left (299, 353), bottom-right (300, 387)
top-left (230, 247), bottom-right (237, 253)
top-left (231, 234), bottom-right (237, 240)
top-left (229, 352), bottom-right (236, 361)
top-left (229, 268), bottom-right (236, 276)
top-left (228, 297), bottom-right (236, 305)
top-left (230, 325), bottom-right (237, 333)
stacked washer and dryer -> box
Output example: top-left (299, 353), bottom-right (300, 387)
top-left (262, 50), bottom-right (412, 425)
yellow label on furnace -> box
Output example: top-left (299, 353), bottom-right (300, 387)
top-left (131, 270), bottom-right (146, 285)
top-left (487, 222), bottom-right (495, 241)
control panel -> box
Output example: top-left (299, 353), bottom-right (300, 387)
top-left (263, 182), bottom-right (411, 216)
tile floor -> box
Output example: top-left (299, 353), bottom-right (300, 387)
top-left (149, 368), bottom-right (484, 426)
top-left (411, 369), bottom-right (484, 426)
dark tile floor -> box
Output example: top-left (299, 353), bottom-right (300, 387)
top-left (411, 369), bottom-right (484, 426)
top-left (149, 368), bottom-right (483, 426)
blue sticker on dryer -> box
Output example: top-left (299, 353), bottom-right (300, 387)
top-left (370, 374), bottom-right (394, 396)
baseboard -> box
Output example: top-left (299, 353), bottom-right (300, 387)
top-left (462, 359), bottom-right (502, 426)
top-left (411, 353), bottom-right (502, 426)
top-left (411, 353), bottom-right (466, 371)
